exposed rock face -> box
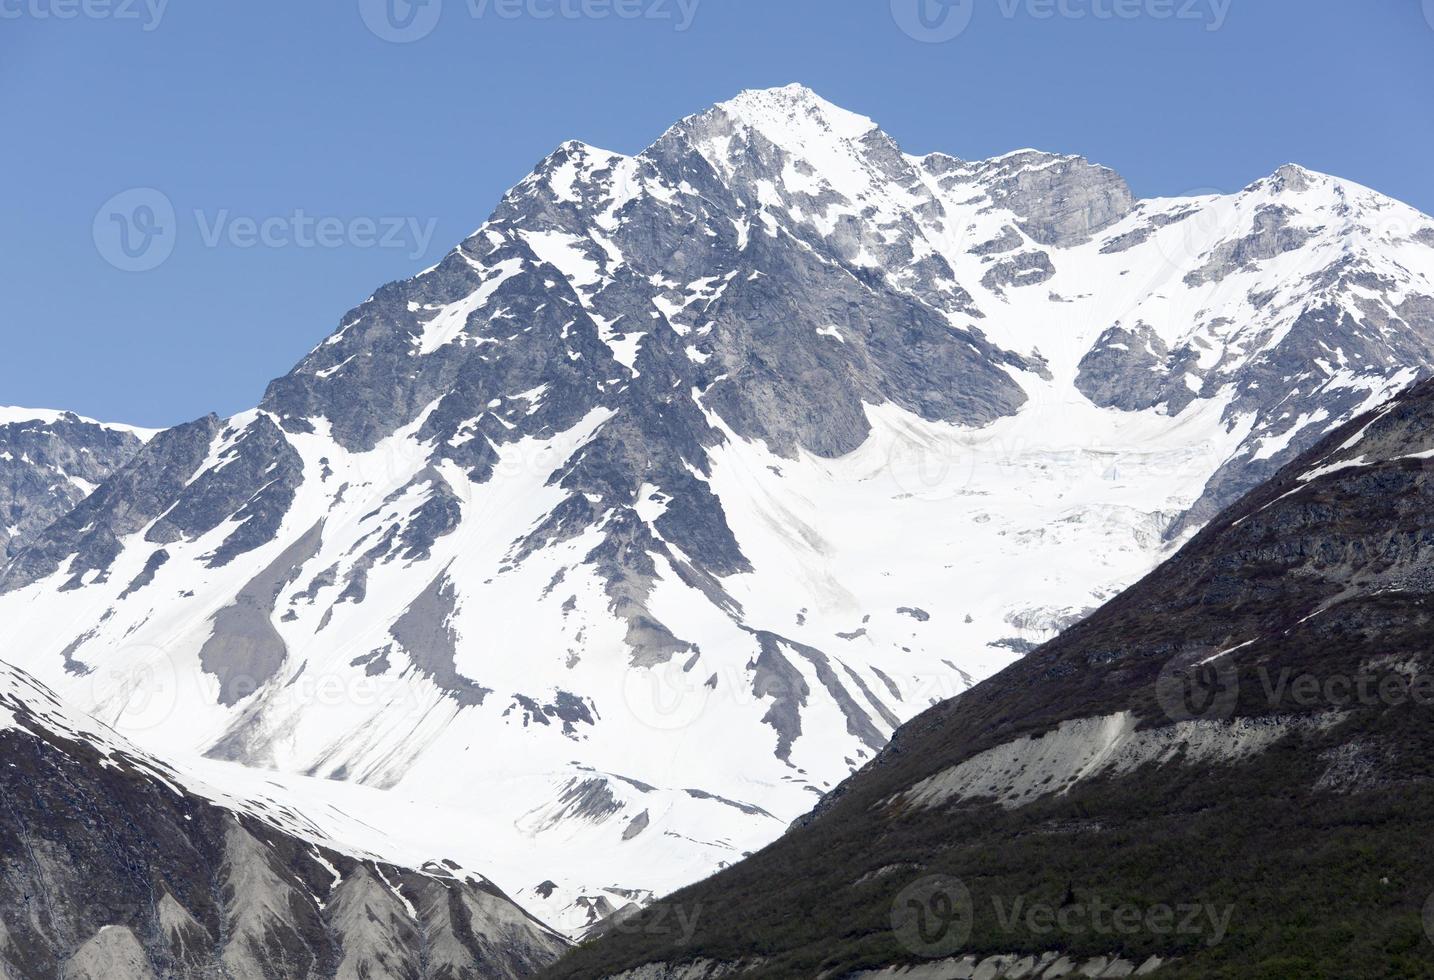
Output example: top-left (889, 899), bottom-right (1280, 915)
top-left (1, 414), bottom-right (222, 590)
top-left (968, 149), bottom-right (1136, 247)
top-left (2, 85), bottom-right (1434, 936)
top-left (1075, 322), bottom-right (1201, 413)
top-left (0, 409), bottom-right (148, 560)
top-left (543, 377), bottom-right (1434, 978)
top-left (0, 659), bottom-right (567, 980)
top-left (979, 249), bottom-right (1056, 293)
top-left (197, 520), bottom-right (325, 705)
top-left (58, 927), bottom-right (158, 980)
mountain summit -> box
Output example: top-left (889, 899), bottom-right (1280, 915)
top-left (2, 86), bottom-right (1433, 933)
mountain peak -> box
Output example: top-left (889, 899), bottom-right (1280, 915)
top-left (525, 138), bottom-right (630, 183)
top-left (553, 137), bottom-right (624, 159)
top-left (1266, 161), bottom-right (1320, 193)
top-left (712, 83), bottom-right (879, 143)
top-left (1237, 162), bottom-right (1412, 212)
top-left (1240, 162), bottom-right (1343, 198)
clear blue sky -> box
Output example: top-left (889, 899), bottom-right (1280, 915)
top-left (3, 0), bottom-right (1431, 427)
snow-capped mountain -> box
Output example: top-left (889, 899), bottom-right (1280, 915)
top-left (2, 84), bottom-right (1433, 934)
top-left (0, 656), bottom-right (566, 978)
top-left (0, 407), bottom-right (152, 559)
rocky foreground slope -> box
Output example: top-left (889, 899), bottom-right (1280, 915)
top-left (0, 657), bottom-right (567, 979)
top-left (546, 376), bottom-right (1434, 977)
top-left (2, 84), bottom-right (1434, 931)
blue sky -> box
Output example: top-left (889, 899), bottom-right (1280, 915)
top-left (3, 0), bottom-right (1431, 427)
